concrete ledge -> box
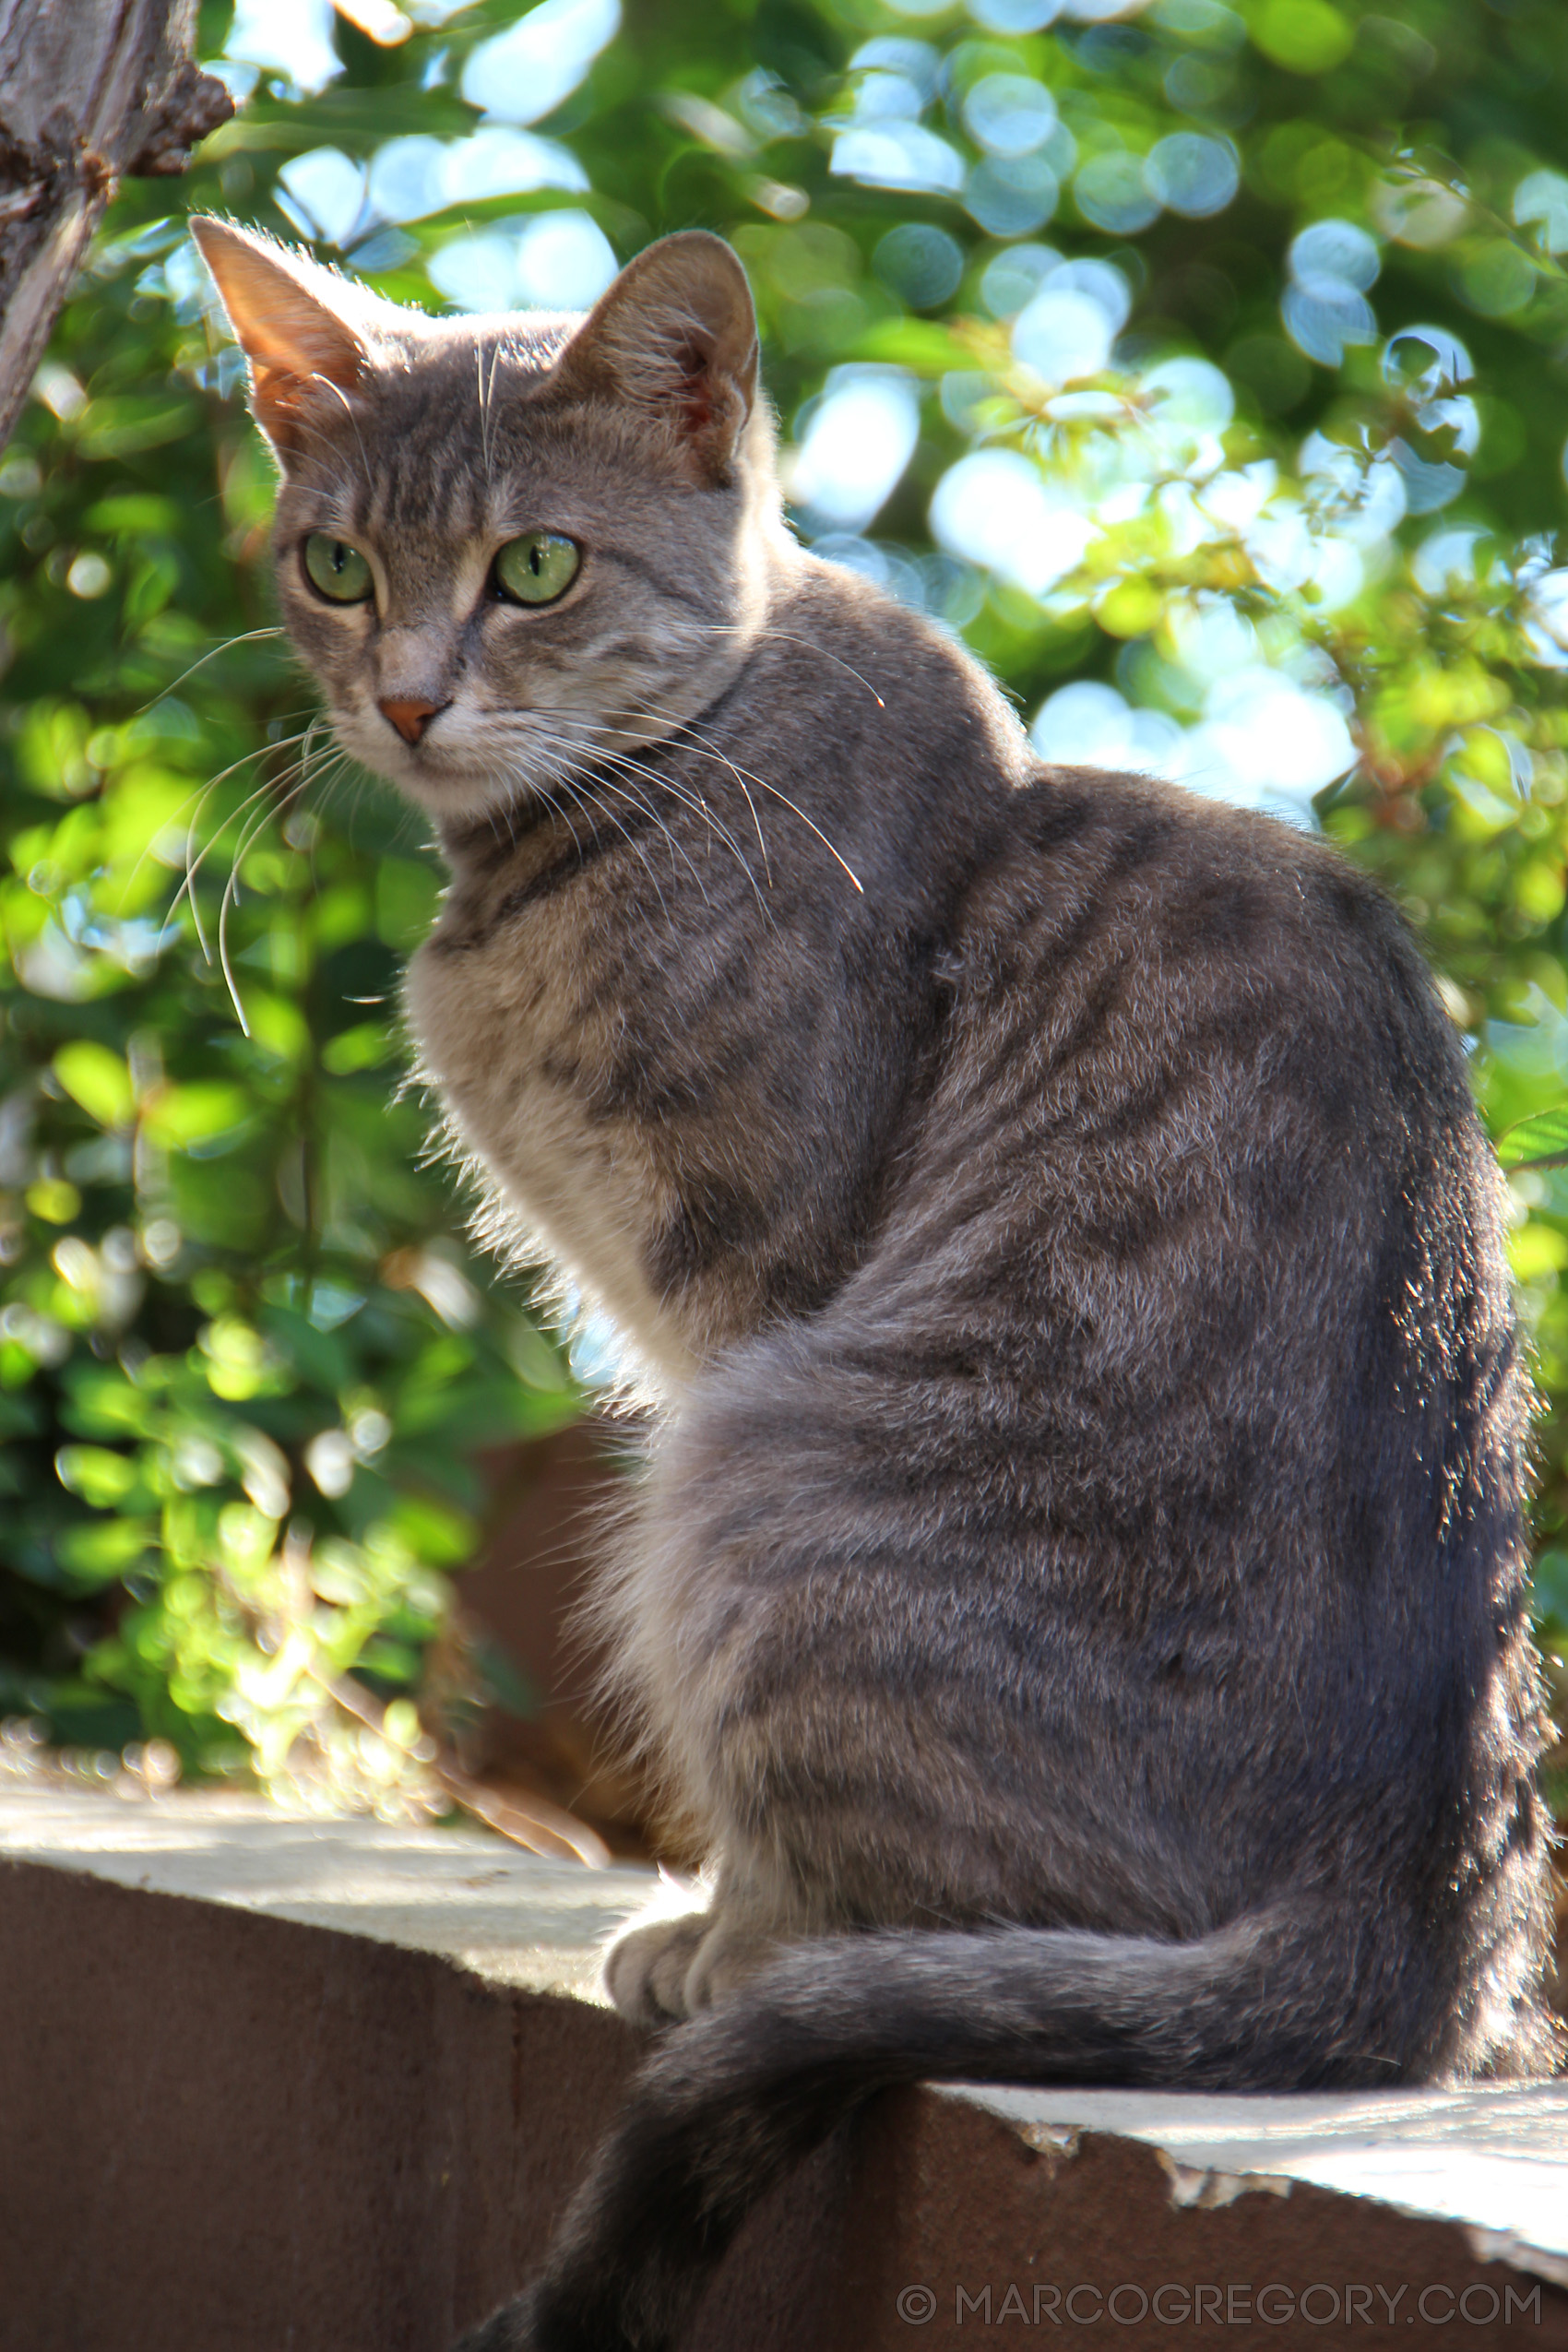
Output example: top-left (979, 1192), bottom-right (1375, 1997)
top-left (3, 1789), bottom-right (1567, 2351)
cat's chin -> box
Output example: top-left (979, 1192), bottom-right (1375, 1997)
top-left (327, 717), bottom-right (539, 825)
top-left (372, 763), bottom-right (545, 828)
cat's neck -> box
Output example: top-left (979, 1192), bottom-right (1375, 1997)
top-left (430, 723), bottom-right (707, 906)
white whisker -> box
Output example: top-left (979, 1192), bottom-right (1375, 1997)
top-left (165, 730), bottom-right (319, 959)
top-left (217, 759), bottom-right (338, 1033)
top-left (518, 731), bottom-right (707, 913)
top-left (133, 627), bottom-right (288, 717)
top-left (604, 700), bottom-right (862, 898)
top-left (683, 618), bottom-right (887, 710)
top-left (604, 717), bottom-right (773, 890)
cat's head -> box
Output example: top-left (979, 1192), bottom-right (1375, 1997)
top-left (192, 220), bottom-right (787, 826)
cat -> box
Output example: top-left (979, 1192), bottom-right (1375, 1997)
top-left (191, 217), bottom-right (1562, 2352)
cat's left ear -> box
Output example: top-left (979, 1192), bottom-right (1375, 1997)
top-left (559, 232), bottom-right (759, 483)
top-left (190, 218), bottom-right (374, 463)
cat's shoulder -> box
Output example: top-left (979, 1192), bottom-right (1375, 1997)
top-left (1014, 755), bottom-right (1403, 931)
top-left (960, 755), bottom-right (1443, 1059)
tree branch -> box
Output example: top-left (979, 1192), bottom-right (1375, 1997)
top-left (0, 0), bottom-right (232, 452)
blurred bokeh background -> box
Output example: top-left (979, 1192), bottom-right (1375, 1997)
top-left (1, 0), bottom-right (1567, 1897)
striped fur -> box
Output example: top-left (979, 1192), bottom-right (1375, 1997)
top-left (196, 223), bottom-right (1562, 2352)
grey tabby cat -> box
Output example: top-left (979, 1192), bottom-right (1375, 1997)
top-left (192, 217), bottom-right (1561, 2351)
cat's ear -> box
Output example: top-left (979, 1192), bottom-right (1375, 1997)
top-left (560, 232), bottom-right (759, 482)
top-left (190, 219), bottom-right (373, 460)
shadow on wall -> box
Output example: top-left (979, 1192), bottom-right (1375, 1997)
top-left (457, 1421), bottom-right (659, 1862)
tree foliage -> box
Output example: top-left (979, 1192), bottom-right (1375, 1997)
top-left (4, 0), bottom-right (1568, 1812)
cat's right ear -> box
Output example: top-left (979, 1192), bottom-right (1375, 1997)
top-left (558, 232), bottom-right (759, 485)
top-left (190, 220), bottom-right (370, 463)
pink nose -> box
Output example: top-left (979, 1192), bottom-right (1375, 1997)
top-left (378, 696), bottom-right (443, 745)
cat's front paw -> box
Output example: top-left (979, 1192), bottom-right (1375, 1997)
top-left (604, 1906), bottom-right (786, 2026)
top-left (603, 1908), bottom-right (711, 2027)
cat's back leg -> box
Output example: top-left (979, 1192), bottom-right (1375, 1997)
top-left (590, 1288), bottom-right (1555, 2082)
top-left (593, 1322), bottom-right (1239, 2009)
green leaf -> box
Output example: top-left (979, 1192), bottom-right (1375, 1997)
top-left (241, 992), bottom-right (313, 1066)
top-left (322, 1021), bottom-right (393, 1075)
top-left (387, 1492), bottom-right (478, 1567)
top-left (55, 1444), bottom-right (140, 1507)
top-left (1250, 0), bottom-right (1354, 75)
top-left (75, 397), bottom-right (198, 459)
top-left (0, 1394), bottom-right (42, 1441)
top-left (374, 858), bottom-right (441, 949)
top-left (53, 1039), bottom-right (135, 1129)
top-left (849, 319), bottom-right (973, 373)
top-left (55, 1515), bottom-right (157, 1577)
top-left (141, 1082), bottom-right (254, 1152)
top-left (63, 1370), bottom-right (152, 1438)
top-left (1497, 1109), bottom-right (1568, 1169)
top-left (85, 494), bottom-right (184, 539)
top-left (257, 1306), bottom-right (351, 1396)
top-left (25, 1178), bottom-right (81, 1225)
top-left (1530, 1548), bottom-right (1568, 1625)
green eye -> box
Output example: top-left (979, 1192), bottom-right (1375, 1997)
top-left (303, 534), bottom-right (373, 603)
top-left (493, 530), bottom-right (580, 608)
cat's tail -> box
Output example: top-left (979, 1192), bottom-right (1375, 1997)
top-left (457, 1905), bottom-right (1378, 2352)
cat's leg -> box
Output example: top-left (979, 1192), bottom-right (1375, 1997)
top-left (604, 1860), bottom-right (796, 2026)
top-left (602, 1907), bottom-right (709, 2027)
top-left (600, 1326), bottom-right (1190, 1980)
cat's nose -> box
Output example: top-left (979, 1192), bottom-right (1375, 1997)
top-left (378, 696), bottom-right (445, 745)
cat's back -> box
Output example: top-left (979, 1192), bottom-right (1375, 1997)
top-left (861, 751), bottom-right (1519, 1644)
top-left (944, 752), bottom-right (1483, 1219)
top-left (752, 561), bottom-right (1471, 1163)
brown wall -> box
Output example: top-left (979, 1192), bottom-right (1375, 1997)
top-left (4, 1856), bottom-right (1564, 2352)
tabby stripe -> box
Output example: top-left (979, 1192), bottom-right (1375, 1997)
top-left (439, 796), bottom-right (559, 871)
top-left (495, 797), bottom-right (666, 922)
top-left (598, 547), bottom-right (725, 618)
top-left (958, 820), bottom-right (1177, 1108)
